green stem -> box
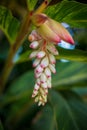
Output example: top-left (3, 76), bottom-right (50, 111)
top-left (0, 11), bottom-right (32, 93)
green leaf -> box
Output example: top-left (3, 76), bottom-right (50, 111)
top-left (27, 0), bottom-right (38, 10)
top-left (30, 105), bottom-right (57, 130)
top-left (53, 61), bottom-right (87, 89)
top-left (0, 6), bottom-right (20, 44)
top-left (46, 1), bottom-right (87, 27)
top-left (49, 90), bottom-right (87, 130)
top-left (56, 47), bottom-right (87, 63)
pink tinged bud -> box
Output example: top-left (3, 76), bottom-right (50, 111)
top-left (45, 88), bottom-right (48, 94)
top-left (49, 64), bottom-right (56, 74)
top-left (32, 13), bottom-right (48, 26)
top-left (30, 41), bottom-right (39, 49)
top-left (49, 53), bottom-right (56, 64)
top-left (37, 20), bottom-right (61, 43)
top-left (28, 30), bottom-right (41, 42)
top-left (37, 51), bottom-right (46, 58)
top-left (47, 44), bottom-right (59, 55)
top-left (48, 18), bottom-right (74, 44)
top-left (48, 76), bottom-right (51, 82)
top-left (35, 65), bottom-right (43, 73)
top-left (47, 80), bottom-right (51, 88)
top-left (32, 90), bottom-right (38, 97)
top-left (36, 78), bottom-right (41, 86)
top-left (34, 83), bottom-right (39, 90)
top-left (34, 70), bottom-right (42, 78)
top-left (29, 51), bottom-right (38, 59)
top-left (41, 82), bottom-right (47, 89)
top-left (44, 67), bottom-right (51, 78)
top-left (28, 34), bottom-right (35, 42)
top-left (40, 56), bottom-right (49, 68)
top-left (40, 73), bottom-right (47, 83)
top-left (33, 58), bottom-right (41, 67)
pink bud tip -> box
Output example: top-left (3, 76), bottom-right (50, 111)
top-left (52, 61), bottom-right (56, 64)
top-left (40, 64), bottom-right (45, 68)
top-left (30, 44), bottom-right (33, 48)
top-left (47, 75), bottom-right (51, 78)
top-left (34, 89), bottom-right (38, 91)
top-left (68, 38), bottom-right (75, 45)
top-left (32, 94), bottom-right (35, 98)
top-left (53, 71), bottom-right (56, 74)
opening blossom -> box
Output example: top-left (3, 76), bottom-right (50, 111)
top-left (28, 13), bottom-right (74, 106)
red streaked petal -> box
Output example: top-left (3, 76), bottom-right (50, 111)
top-left (48, 18), bottom-right (74, 44)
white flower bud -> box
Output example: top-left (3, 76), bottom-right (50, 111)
top-left (36, 78), bottom-right (41, 85)
top-left (44, 67), bottom-right (51, 78)
top-left (48, 76), bottom-right (51, 82)
top-left (33, 58), bottom-right (41, 67)
top-left (49, 64), bottom-right (56, 74)
top-left (45, 88), bottom-right (48, 94)
top-left (28, 34), bottom-right (35, 42)
top-left (34, 83), bottom-right (39, 90)
top-left (28, 30), bottom-right (41, 42)
top-left (49, 53), bottom-right (56, 64)
top-left (47, 80), bottom-right (51, 88)
top-left (41, 82), bottom-right (47, 89)
top-left (35, 97), bottom-right (39, 102)
top-left (37, 51), bottom-right (46, 58)
top-left (40, 73), bottom-right (47, 83)
top-left (30, 41), bottom-right (39, 49)
top-left (40, 56), bottom-right (49, 68)
top-left (35, 65), bottom-right (43, 73)
top-left (47, 44), bottom-right (59, 55)
top-left (38, 101), bottom-right (42, 106)
top-left (35, 71), bottom-right (42, 78)
top-left (29, 51), bottom-right (38, 58)
top-left (32, 90), bottom-right (38, 97)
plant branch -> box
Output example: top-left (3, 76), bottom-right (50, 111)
top-left (0, 11), bottom-right (32, 93)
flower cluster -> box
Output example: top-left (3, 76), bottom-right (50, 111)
top-left (29, 30), bottom-right (58, 106)
top-left (28, 13), bottom-right (74, 106)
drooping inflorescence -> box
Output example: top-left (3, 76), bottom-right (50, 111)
top-left (28, 13), bottom-right (74, 106)
top-left (28, 30), bottom-right (58, 106)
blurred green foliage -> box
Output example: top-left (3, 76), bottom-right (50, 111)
top-left (0, 0), bottom-right (87, 130)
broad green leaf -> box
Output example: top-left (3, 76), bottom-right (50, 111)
top-left (46, 1), bottom-right (87, 27)
top-left (0, 6), bottom-right (20, 44)
top-left (30, 105), bottom-right (57, 130)
top-left (48, 90), bottom-right (87, 130)
top-left (73, 88), bottom-right (87, 102)
top-left (16, 47), bottom-right (87, 64)
top-left (53, 61), bottom-right (87, 89)
top-left (4, 98), bottom-right (39, 130)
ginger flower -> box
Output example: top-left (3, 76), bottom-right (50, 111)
top-left (28, 13), bottom-right (74, 106)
